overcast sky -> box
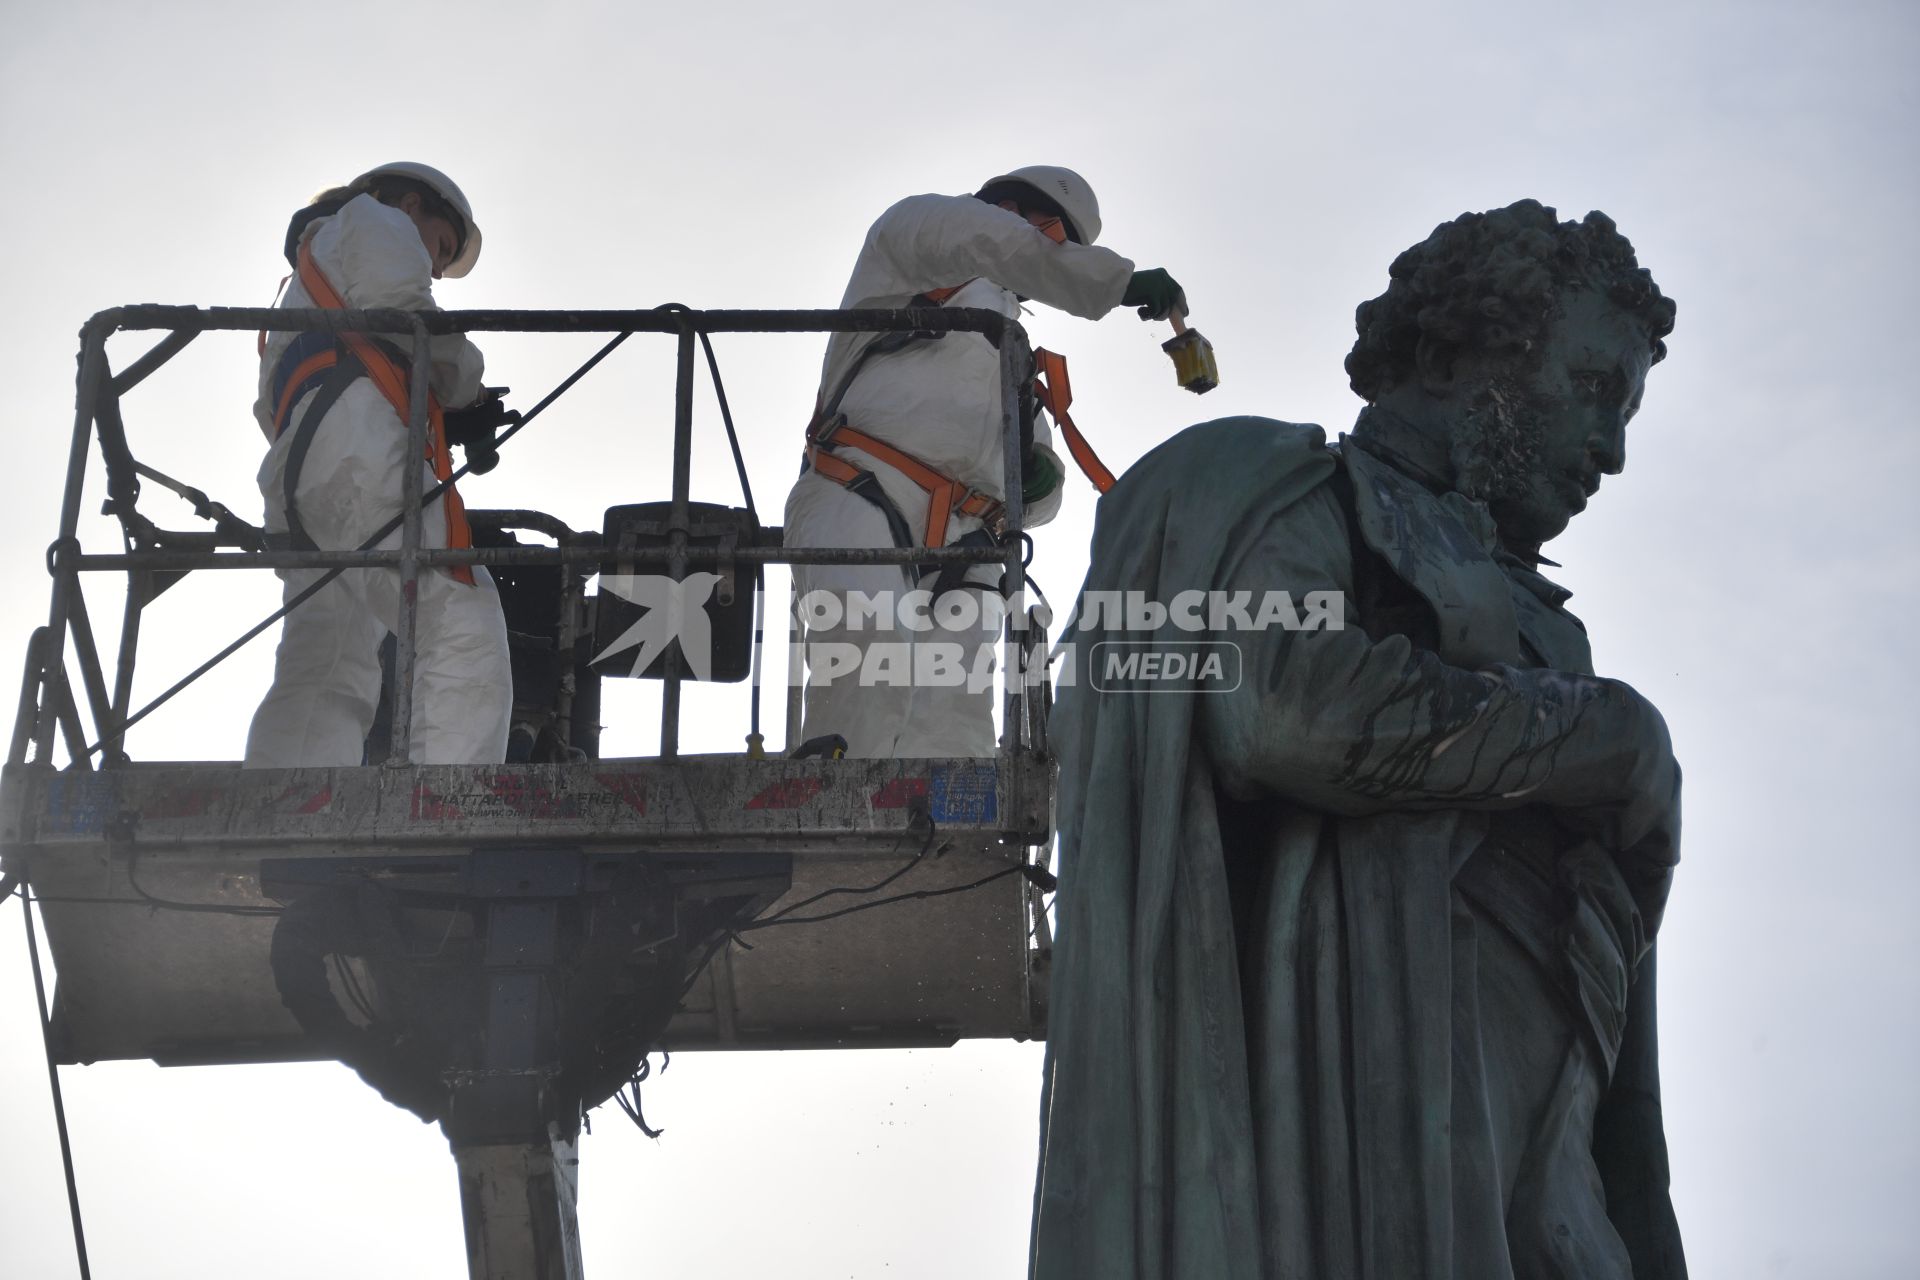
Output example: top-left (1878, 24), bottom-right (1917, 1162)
top-left (2, 1), bottom-right (1915, 1276)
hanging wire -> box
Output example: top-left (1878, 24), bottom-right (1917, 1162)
top-left (700, 330), bottom-right (756, 519)
top-left (736, 862), bottom-right (1041, 931)
top-left (650, 305), bottom-right (755, 520)
top-left (750, 817), bottom-right (941, 927)
top-left (18, 880), bottom-right (92, 1279)
top-left (611, 1052), bottom-right (667, 1139)
top-left (676, 816), bottom-right (940, 1004)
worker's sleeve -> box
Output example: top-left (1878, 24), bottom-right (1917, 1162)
top-left (871, 194), bottom-right (1134, 321)
top-left (1199, 486), bottom-right (1677, 831)
top-left (1023, 439), bottom-right (1067, 528)
top-left (313, 195), bottom-right (487, 408)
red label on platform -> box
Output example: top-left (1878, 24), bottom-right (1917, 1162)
top-left (282, 785), bottom-right (333, 815)
top-left (142, 787), bottom-right (215, 820)
top-left (594, 773), bottom-right (649, 814)
top-left (746, 778), bottom-right (826, 810)
top-left (870, 777), bottom-right (930, 809)
top-left (410, 785), bottom-right (463, 821)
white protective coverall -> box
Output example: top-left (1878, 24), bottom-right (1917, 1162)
top-left (784, 192), bottom-right (1134, 757)
top-left (243, 193), bottom-right (512, 767)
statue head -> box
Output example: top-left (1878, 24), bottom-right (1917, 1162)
top-left (1346, 200), bottom-right (1677, 550)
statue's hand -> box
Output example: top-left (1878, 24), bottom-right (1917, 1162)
top-left (1555, 683), bottom-right (1681, 865)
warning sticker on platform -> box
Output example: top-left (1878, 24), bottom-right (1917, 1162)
top-left (929, 763), bottom-right (998, 825)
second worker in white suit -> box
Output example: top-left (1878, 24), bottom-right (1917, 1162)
top-left (785, 165), bottom-right (1187, 758)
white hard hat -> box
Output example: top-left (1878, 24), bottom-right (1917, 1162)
top-left (979, 165), bottom-right (1102, 246)
top-left (354, 161), bottom-right (483, 277)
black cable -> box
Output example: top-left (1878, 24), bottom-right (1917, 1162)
top-left (678, 929), bottom-right (737, 1001)
top-left (610, 1052), bottom-right (665, 1138)
top-left (30, 877), bottom-right (285, 918)
top-left (651, 304), bottom-right (755, 520)
top-left (481, 330), bottom-right (632, 458)
top-left (677, 821), bottom-right (939, 1002)
top-left (613, 1086), bottom-right (663, 1139)
top-left (129, 462), bottom-right (259, 544)
top-left (332, 952), bottom-right (378, 1025)
top-left (696, 331), bottom-right (756, 520)
top-left (737, 862), bottom-right (1035, 930)
top-left (25, 891), bottom-right (279, 918)
top-left (20, 884), bottom-right (93, 1279)
top-left (124, 850), bottom-right (283, 917)
top-left (85, 330), bottom-right (633, 758)
top-left (752, 819), bottom-right (939, 927)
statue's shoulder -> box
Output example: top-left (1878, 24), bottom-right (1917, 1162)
top-left (1109, 417), bottom-right (1338, 513)
top-left (1132, 416), bottom-right (1330, 475)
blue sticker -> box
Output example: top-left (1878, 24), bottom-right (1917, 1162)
top-left (45, 774), bottom-right (116, 836)
top-left (929, 763), bottom-right (998, 825)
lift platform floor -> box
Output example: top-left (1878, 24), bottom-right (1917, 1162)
top-left (0, 752), bottom-right (1053, 1065)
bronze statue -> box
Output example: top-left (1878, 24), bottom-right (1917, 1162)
top-left (1031, 200), bottom-right (1685, 1279)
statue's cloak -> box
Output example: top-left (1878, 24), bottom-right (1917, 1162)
top-left (1030, 418), bottom-right (1683, 1279)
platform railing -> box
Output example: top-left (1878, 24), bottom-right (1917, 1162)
top-left (18, 305), bottom-right (1042, 772)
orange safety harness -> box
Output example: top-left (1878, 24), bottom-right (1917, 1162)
top-left (806, 418), bottom-right (1008, 549)
top-left (805, 274), bottom-right (1120, 549)
top-left (1029, 347), bottom-right (1115, 494)
top-left (260, 239), bottom-right (475, 584)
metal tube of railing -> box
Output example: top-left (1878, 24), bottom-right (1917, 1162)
top-left (9, 629), bottom-right (48, 767)
top-left (52, 669), bottom-right (90, 768)
top-left (37, 321), bottom-right (111, 765)
top-left (71, 544), bottom-right (1014, 571)
top-left (61, 584), bottom-right (115, 752)
top-left (91, 305), bottom-right (1011, 345)
top-left (53, 306), bottom-right (1049, 763)
top-left (784, 580), bottom-right (804, 753)
top-left (108, 329), bottom-right (198, 396)
top-left (998, 327), bottom-right (1029, 756)
top-left (105, 575), bottom-right (146, 764)
top-left (661, 321), bottom-right (697, 758)
top-left (386, 315), bottom-right (434, 765)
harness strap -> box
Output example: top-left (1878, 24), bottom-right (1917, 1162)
top-left (806, 422), bottom-right (1004, 549)
top-left (270, 331), bottom-right (344, 434)
top-left (803, 448), bottom-right (1003, 598)
top-left (281, 238), bottom-right (474, 584)
top-left (923, 527), bottom-right (1004, 600)
top-left (1032, 348), bottom-right (1115, 494)
top-left (281, 356), bottom-right (367, 557)
top-left (804, 449), bottom-right (918, 588)
top-left (916, 278), bottom-right (976, 306)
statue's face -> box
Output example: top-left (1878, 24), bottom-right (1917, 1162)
top-left (1455, 290), bottom-right (1654, 546)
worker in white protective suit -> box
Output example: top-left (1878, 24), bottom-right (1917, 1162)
top-left (243, 161), bottom-right (513, 768)
top-left (785, 165), bottom-right (1187, 758)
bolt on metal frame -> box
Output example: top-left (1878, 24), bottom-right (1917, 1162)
top-left (15, 303), bottom-right (1043, 771)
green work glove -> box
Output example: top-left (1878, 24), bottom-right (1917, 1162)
top-left (1022, 445), bottom-right (1065, 504)
top-left (1121, 268), bottom-right (1187, 321)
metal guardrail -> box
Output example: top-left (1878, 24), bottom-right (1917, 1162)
top-left (18, 304), bottom-right (1042, 770)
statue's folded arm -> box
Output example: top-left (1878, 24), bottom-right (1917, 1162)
top-left (1201, 487), bottom-right (1674, 834)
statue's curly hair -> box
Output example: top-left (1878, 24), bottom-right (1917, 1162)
top-left (1345, 200), bottom-right (1676, 402)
